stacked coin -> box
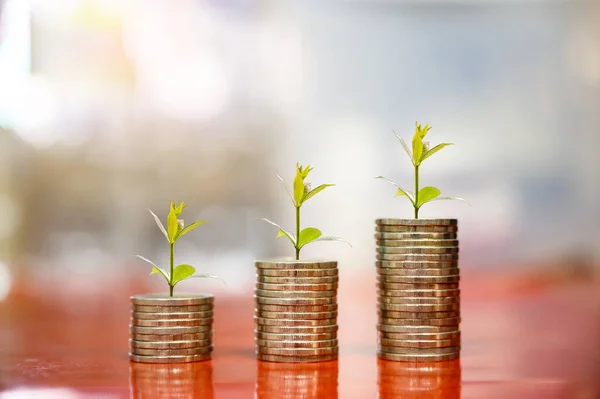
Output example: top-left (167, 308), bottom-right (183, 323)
top-left (255, 260), bottom-right (339, 363)
top-left (375, 219), bottom-right (461, 362)
top-left (129, 293), bottom-right (214, 364)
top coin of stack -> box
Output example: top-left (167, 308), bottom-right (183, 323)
top-left (375, 219), bottom-right (461, 362)
top-left (255, 260), bottom-right (339, 363)
top-left (129, 293), bottom-right (215, 364)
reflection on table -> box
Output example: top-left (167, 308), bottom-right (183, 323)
top-left (256, 359), bottom-right (339, 398)
top-left (130, 360), bottom-right (214, 399)
top-left (378, 358), bottom-right (461, 399)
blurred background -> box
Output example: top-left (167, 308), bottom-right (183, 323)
top-left (0, 0), bottom-right (598, 302)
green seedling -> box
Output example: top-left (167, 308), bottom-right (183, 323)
top-left (261, 164), bottom-right (351, 260)
top-left (136, 201), bottom-right (223, 297)
top-left (376, 122), bottom-right (468, 218)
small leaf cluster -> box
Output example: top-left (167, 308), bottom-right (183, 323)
top-left (261, 164), bottom-right (350, 259)
top-left (377, 122), bottom-right (468, 216)
top-left (137, 201), bottom-right (222, 294)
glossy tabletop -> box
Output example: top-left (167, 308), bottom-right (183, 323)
top-left (1, 268), bottom-right (599, 398)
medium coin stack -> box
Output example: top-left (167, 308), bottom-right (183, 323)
top-left (255, 260), bottom-right (339, 363)
top-left (129, 293), bottom-right (214, 364)
top-left (375, 218), bottom-right (461, 362)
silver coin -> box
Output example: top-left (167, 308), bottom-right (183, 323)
top-left (377, 345), bottom-right (459, 355)
top-left (131, 293), bottom-right (214, 307)
top-left (256, 339), bottom-right (338, 349)
top-left (256, 268), bottom-right (338, 277)
top-left (377, 253), bottom-right (459, 262)
top-left (257, 304), bottom-right (338, 313)
top-left (376, 247), bottom-right (459, 255)
top-left (132, 304), bottom-right (213, 313)
top-left (376, 239), bottom-right (459, 248)
top-left (376, 225), bottom-right (458, 233)
top-left (374, 232), bottom-right (457, 240)
top-left (378, 317), bottom-right (461, 326)
top-left (131, 311), bottom-right (214, 320)
top-left (255, 317), bottom-right (337, 327)
top-left (376, 218), bottom-right (457, 226)
top-left (377, 289), bottom-right (460, 298)
top-left (255, 289), bottom-right (337, 298)
top-left (377, 302), bottom-right (460, 312)
top-left (130, 325), bottom-right (213, 335)
top-left (256, 353), bottom-right (338, 363)
top-left (255, 324), bottom-right (338, 334)
top-left (131, 346), bottom-right (213, 356)
top-left (257, 275), bottom-right (339, 284)
top-left (376, 267), bottom-right (459, 276)
top-left (129, 339), bottom-right (211, 349)
top-left (130, 332), bottom-right (213, 342)
top-left (131, 318), bottom-right (213, 327)
top-left (378, 323), bottom-right (459, 333)
top-left (378, 283), bottom-right (459, 291)
top-left (255, 331), bottom-right (337, 341)
top-left (255, 282), bottom-right (338, 292)
top-left (378, 337), bottom-right (460, 348)
top-left (376, 260), bottom-right (459, 270)
top-left (254, 296), bottom-right (337, 306)
top-left (378, 310), bottom-right (460, 319)
top-left (378, 276), bottom-right (460, 285)
top-left (255, 310), bottom-right (338, 320)
top-left (377, 351), bottom-right (459, 362)
top-left (129, 353), bottom-right (212, 363)
top-left (255, 260), bottom-right (337, 270)
top-left (256, 346), bottom-right (338, 356)
top-left (379, 331), bottom-right (460, 341)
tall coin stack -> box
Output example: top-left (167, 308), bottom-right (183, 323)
top-left (129, 293), bottom-right (214, 364)
top-left (375, 219), bottom-right (461, 362)
top-left (255, 260), bottom-right (339, 363)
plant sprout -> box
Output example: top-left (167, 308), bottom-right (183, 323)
top-left (261, 164), bottom-right (351, 260)
top-left (376, 122), bottom-right (468, 219)
top-left (136, 201), bottom-right (223, 297)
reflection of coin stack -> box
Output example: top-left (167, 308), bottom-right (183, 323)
top-left (375, 219), bottom-right (461, 362)
top-left (256, 360), bottom-right (339, 398)
top-left (130, 360), bottom-right (215, 398)
top-left (254, 259), bottom-right (339, 363)
top-left (378, 358), bottom-right (461, 399)
top-left (129, 293), bottom-right (214, 364)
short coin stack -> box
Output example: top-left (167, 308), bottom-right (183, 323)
top-left (129, 293), bottom-right (214, 364)
top-left (255, 260), bottom-right (339, 363)
top-left (375, 218), bottom-right (461, 362)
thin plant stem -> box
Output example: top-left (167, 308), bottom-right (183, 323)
top-left (414, 165), bottom-right (420, 219)
top-left (295, 206), bottom-right (301, 260)
top-left (169, 242), bottom-right (174, 297)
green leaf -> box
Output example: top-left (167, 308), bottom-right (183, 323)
top-left (416, 122), bottom-right (431, 138)
top-left (136, 255), bottom-right (170, 282)
top-left (303, 184), bottom-right (335, 203)
top-left (298, 227), bottom-right (322, 248)
top-left (172, 264), bottom-right (196, 285)
top-left (417, 186), bottom-right (441, 207)
top-left (314, 236), bottom-right (353, 247)
top-left (276, 173), bottom-right (295, 205)
top-left (375, 176), bottom-right (415, 204)
top-left (148, 209), bottom-right (169, 241)
top-left (421, 143), bottom-right (454, 163)
top-left (412, 130), bottom-right (424, 165)
top-left (293, 169), bottom-right (305, 206)
top-left (260, 218), bottom-right (296, 246)
top-left (299, 164), bottom-right (312, 179)
top-left (167, 205), bottom-right (179, 243)
top-left (393, 131), bottom-right (414, 165)
top-left (176, 220), bottom-right (207, 240)
top-left (186, 273), bottom-right (226, 285)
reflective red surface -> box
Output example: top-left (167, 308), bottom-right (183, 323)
top-left (1, 268), bottom-right (599, 398)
